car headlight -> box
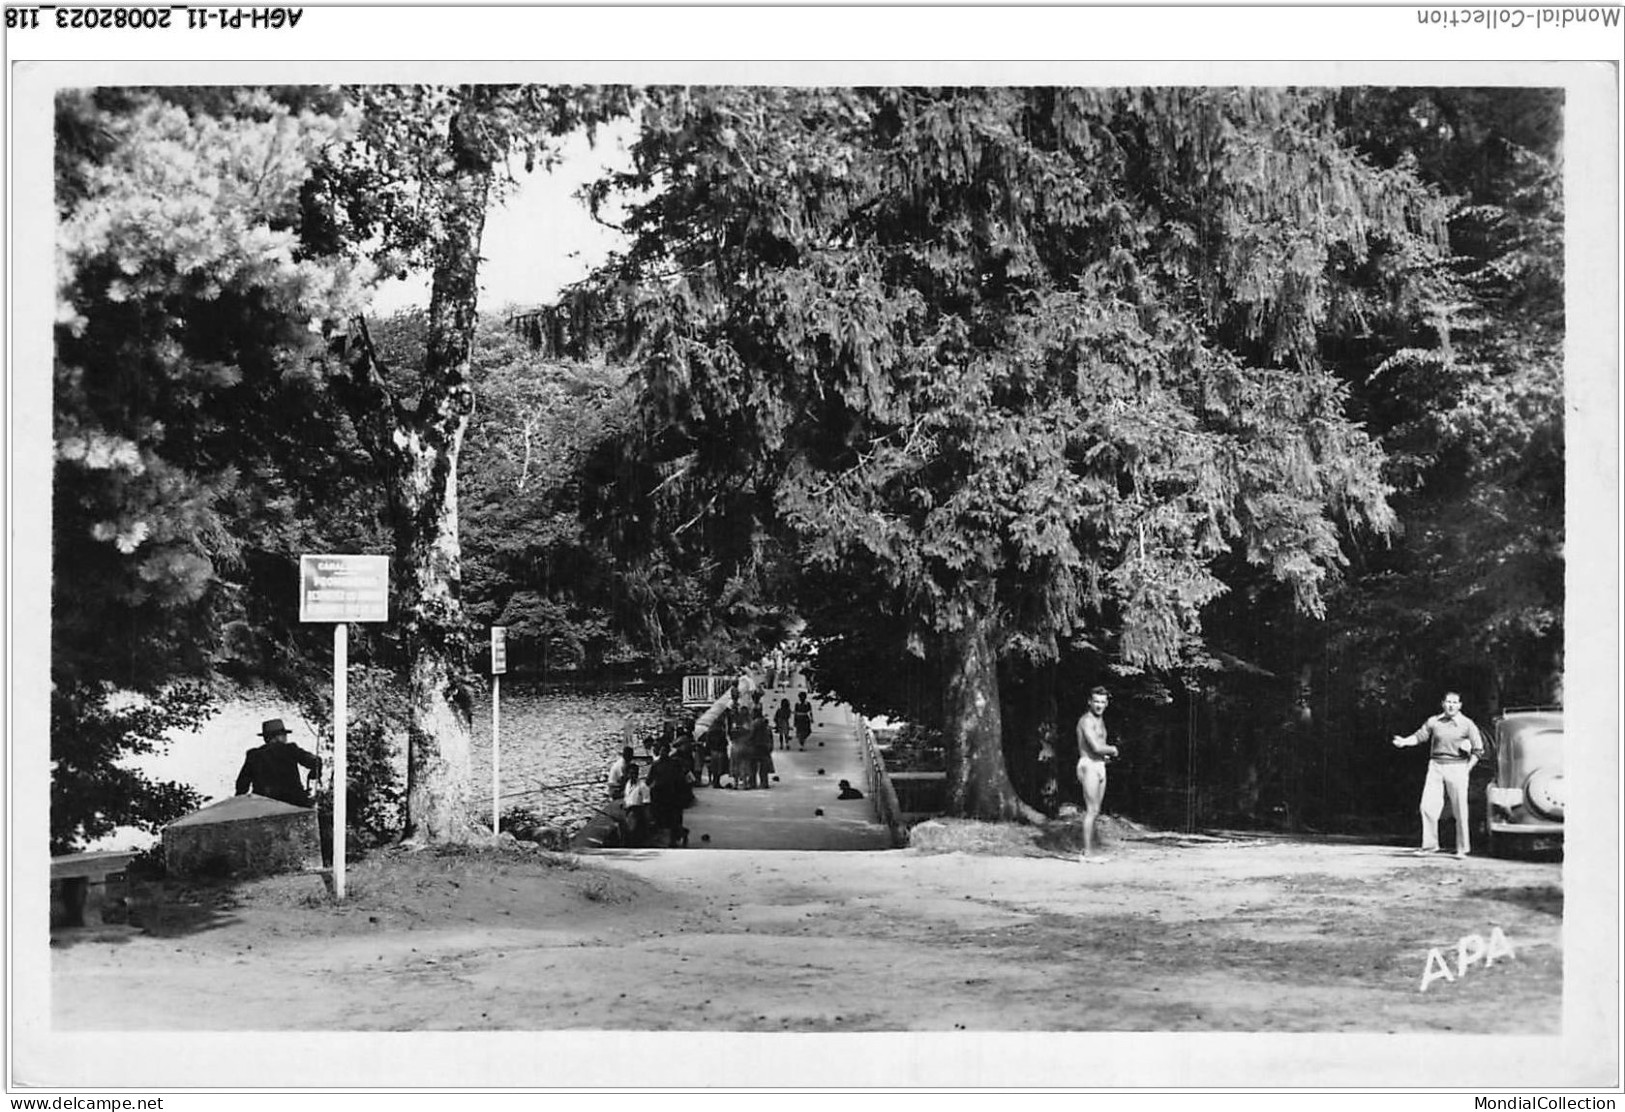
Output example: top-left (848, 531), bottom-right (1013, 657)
top-left (1523, 768), bottom-right (1564, 821)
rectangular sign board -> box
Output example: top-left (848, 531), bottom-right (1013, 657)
top-left (299, 554), bottom-right (390, 623)
top-left (491, 626), bottom-right (508, 675)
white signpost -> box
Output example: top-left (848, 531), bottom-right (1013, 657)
top-left (299, 554), bottom-right (390, 899)
top-left (490, 626), bottom-right (507, 841)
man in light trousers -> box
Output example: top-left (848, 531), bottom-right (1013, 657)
top-left (1392, 691), bottom-right (1485, 857)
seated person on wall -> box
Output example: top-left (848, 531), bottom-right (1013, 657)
top-left (602, 745), bottom-right (637, 842)
top-left (236, 718), bottom-right (323, 808)
top-left (606, 746), bottom-right (636, 802)
top-left (837, 779), bottom-right (865, 800)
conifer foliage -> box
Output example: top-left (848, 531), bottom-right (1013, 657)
top-left (52, 88), bottom-right (371, 850)
top-left (1338, 88), bottom-right (1565, 708)
top-left (51, 83), bottom-right (1557, 845)
top-left (581, 87), bottom-right (1450, 819)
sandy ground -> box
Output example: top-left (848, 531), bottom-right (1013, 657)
top-left (43, 819), bottom-right (1570, 1080)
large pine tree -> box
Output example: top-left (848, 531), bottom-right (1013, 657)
top-left (575, 86), bottom-right (1450, 820)
top-left (51, 88), bottom-right (372, 850)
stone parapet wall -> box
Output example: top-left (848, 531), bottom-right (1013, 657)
top-left (163, 795), bottom-right (323, 879)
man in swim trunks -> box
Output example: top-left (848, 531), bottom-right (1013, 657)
top-left (1075, 686), bottom-right (1120, 862)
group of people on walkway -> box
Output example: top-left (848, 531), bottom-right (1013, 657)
top-left (606, 740), bottom-right (692, 848)
top-left (705, 685), bottom-right (815, 792)
top-left (602, 679), bottom-right (820, 847)
top-left (772, 691), bottom-right (815, 750)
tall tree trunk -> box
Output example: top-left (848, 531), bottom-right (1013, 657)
top-left (1286, 659), bottom-right (1315, 830)
top-left (941, 585), bottom-right (1044, 823)
top-left (1032, 661), bottom-right (1061, 816)
top-left (343, 89), bottom-right (494, 844)
top-left (393, 417), bottom-right (477, 843)
top-left (400, 91), bottom-right (493, 843)
top-left (1001, 658), bottom-right (1059, 815)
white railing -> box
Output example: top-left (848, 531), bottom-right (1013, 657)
top-left (682, 675), bottom-right (734, 706)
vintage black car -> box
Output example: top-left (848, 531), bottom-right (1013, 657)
top-left (1483, 706), bottom-right (1564, 854)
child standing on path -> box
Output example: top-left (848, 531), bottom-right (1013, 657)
top-left (774, 698), bottom-right (793, 749)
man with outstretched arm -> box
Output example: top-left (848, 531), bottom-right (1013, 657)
top-left (1075, 686), bottom-right (1120, 863)
top-left (1391, 690), bottom-right (1485, 858)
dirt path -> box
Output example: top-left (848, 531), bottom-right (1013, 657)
top-left (41, 825), bottom-right (1568, 1083)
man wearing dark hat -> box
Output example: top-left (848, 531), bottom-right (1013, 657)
top-left (235, 718), bottom-right (323, 807)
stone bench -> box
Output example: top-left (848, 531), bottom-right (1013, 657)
top-left (50, 850), bottom-right (138, 928)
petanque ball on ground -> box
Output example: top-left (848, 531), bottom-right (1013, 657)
top-left (700, 833), bottom-right (711, 843)
top-left (815, 809), bottom-right (824, 817)
top-left (817, 769), bottom-right (825, 775)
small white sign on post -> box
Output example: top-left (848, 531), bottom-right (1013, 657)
top-left (299, 555), bottom-right (390, 901)
top-left (491, 627), bottom-right (507, 841)
top-left (299, 554), bottom-right (390, 623)
top-left (491, 626), bottom-right (508, 675)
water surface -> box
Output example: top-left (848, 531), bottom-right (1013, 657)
top-left (91, 680), bottom-right (670, 849)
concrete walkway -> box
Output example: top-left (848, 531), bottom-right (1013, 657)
top-left (606, 677), bottom-right (893, 853)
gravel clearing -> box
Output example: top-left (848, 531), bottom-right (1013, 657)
top-left (33, 821), bottom-right (1598, 1089)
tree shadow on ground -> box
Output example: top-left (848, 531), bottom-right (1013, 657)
top-left (132, 877), bottom-right (250, 938)
top-left (50, 875), bottom-right (248, 946)
top-left (1467, 884), bottom-right (1563, 918)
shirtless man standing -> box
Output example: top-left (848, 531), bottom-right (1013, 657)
top-left (1075, 686), bottom-right (1120, 862)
